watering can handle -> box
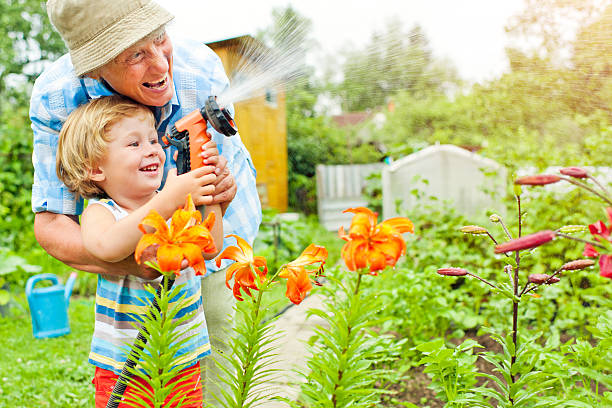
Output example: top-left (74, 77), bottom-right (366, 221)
top-left (25, 273), bottom-right (59, 303)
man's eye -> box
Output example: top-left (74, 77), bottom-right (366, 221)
top-left (126, 52), bottom-right (143, 63)
top-left (154, 32), bottom-right (166, 44)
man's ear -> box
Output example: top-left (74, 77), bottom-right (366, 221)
top-left (89, 166), bottom-right (105, 182)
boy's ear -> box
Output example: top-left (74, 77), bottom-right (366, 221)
top-left (88, 166), bottom-right (105, 182)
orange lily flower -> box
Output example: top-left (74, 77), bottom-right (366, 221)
top-left (135, 194), bottom-right (216, 276)
top-left (216, 234), bottom-right (268, 301)
top-left (278, 244), bottom-right (328, 305)
top-left (339, 207), bottom-right (413, 274)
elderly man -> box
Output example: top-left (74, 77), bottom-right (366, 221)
top-left (30, 0), bottom-right (261, 405)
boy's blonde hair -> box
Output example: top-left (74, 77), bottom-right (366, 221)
top-left (56, 95), bottom-right (156, 199)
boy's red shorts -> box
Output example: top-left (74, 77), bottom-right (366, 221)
top-left (93, 362), bottom-right (203, 408)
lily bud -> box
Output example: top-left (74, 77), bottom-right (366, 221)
top-left (437, 267), bottom-right (468, 276)
top-left (559, 167), bottom-right (588, 179)
top-left (528, 273), bottom-right (560, 284)
top-left (460, 225), bottom-right (488, 235)
top-left (558, 225), bottom-right (588, 234)
top-left (494, 230), bottom-right (556, 254)
top-left (514, 175), bottom-right (561, 185)
top-left (561, 259), bottom-right (595, 271)
top-left (489, 214), bottom-right (501, 223)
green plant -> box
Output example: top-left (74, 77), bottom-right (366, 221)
top-left (121, 283), bottom-right (202, 408)
top-left (299, 271), bottom-right (402, 407)
top-left (414, 338), bottom-right (480, 406)
top-left (298, 207), bottom-right (412, 407)
top-left (0, 248), bottom-right (41, 311)
top-left (213, 237), bottom-right (327, 407)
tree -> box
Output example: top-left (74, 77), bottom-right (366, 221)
top-left (334, 19), bottom-right (457, 112)
top-left (0, 0), bottom-right (65, 249)
top-left (0, 0), bottom-right (65, 106)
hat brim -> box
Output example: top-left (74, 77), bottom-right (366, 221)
top-left (70, 2), bottom-right (174, 76)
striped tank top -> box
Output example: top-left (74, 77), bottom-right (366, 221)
top-left (87, 198), bottom-right (211, 373)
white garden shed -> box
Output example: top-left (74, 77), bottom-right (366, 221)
top-left (382, 144), bottom-right (507, 220)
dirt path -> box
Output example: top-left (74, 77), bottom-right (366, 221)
top-left (256, 293), bottom-right (328, 407)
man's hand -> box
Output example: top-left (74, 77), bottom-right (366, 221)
top-left (131, 244), bottom-right (162, 280)
top-left (200, 137), bottom-right (236, 213)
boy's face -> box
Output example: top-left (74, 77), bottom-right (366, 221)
top-left (91, 114), bottom-right (165, 201)
top-left (97, 31), bottom-right (174, 107)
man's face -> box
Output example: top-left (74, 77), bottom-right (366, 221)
top-left (97, 31), bottom-right (174, 107)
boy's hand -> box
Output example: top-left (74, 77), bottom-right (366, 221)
top-left (162, 167), bottom-right (216, 208)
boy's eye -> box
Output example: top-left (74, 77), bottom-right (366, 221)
top-left (150, 138), bottom-right (158, 145)
top-left (129, 141), bottom-right (139, 147)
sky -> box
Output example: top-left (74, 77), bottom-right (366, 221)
top-left (156, 0), bottom-right (526, 83)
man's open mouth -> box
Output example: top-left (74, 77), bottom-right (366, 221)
top-left (143, 75), bottom-right (167, 89)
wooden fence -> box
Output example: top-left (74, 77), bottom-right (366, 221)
top-left (316, 163), bottom-right (384, 231)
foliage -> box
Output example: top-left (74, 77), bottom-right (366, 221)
top-left (0, 248), bottom-right (40, 307)
top-left (333, 19), bottom-right (457, 112)
top-left (211, 286), bottom-right (283, 408)
top-left (0, 0), bottom-right (65, 106)
top-left (121, 283), bottom-right (200, 408)
top-left (414, 338), bottom-right (480, 406)
top-left (298, 271), bottom-right (402, 408)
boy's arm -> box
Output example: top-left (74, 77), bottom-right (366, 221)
top-left (81, 167), bottom-right (217, 263)
top-left (34, 212), bottom-right (161, 279)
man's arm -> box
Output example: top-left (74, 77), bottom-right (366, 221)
top-left (34, 212), bottom-right (160, 280)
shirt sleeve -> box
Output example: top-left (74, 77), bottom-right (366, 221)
top-left (29, 82), bottom-right (83, 215)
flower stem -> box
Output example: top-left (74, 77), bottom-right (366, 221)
top-left (236, 266), bottom-right (266, 407)
top-left (555, 232), bottom-right (605, 249)
top-left (588, 174), bottom-right (612, 200)
top-left (560, 176), bottom-right (612, 206)
top-left (510, 194), bottom-right (522, 403)
top-left (465, 272), bottom-right (500, 291)
top-left (332, 270), bottom-right (363, 408)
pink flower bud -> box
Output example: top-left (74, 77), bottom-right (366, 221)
top-left (560, 167), bottom-right (588, 178)
top-left (514, 175), bottom-right (561, 185)
top-left (437, 267), bottom-right (468, 276)
top-left (528, 273), bottom-right (560, 284)
top-left (494, 230), bottom-right (556, 254)
top-left (561, 259), bottom-right (595, 271)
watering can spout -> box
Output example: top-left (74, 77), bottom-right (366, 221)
top-left (64, 272), bottom-right (77, 307)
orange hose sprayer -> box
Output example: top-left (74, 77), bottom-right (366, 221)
top-left (162, 96), bottom-right (237, 176)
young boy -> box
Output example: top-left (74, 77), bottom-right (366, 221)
top-left (56, 95), bottom-right (222, 407)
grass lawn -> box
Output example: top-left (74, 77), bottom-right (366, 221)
top-left (0, 281), bottom-right (294, 407)
top-left (0, 296), bottom-right (95, 407)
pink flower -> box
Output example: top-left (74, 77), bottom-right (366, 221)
top-left (514, 175), bottom-right (561, 185)
top-left (560, 167), bottom-right (588, 178)
top-left (599, 255), bottom-right (612, 279)
top-left (437, 267), bottom-right (468, 276)
top-left (583, 208), bottom-right (612, 279)
top-left (494, 230), bottom-right (556, 254)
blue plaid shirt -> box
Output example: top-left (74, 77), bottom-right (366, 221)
top-left (29, 36), bottom-right (262, 274)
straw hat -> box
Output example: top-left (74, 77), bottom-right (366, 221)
top-left (47, 0), bottom-right (174, 76)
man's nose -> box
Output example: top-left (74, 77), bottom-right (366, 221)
top-left (148, 45), bottom-right (169, 74)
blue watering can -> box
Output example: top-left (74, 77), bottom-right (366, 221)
top-left (25, 272), bottom-right (77, 339)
